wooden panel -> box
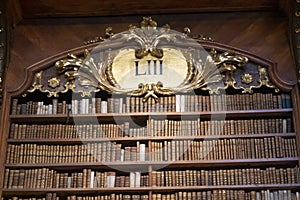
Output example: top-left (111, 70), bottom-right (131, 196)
top-left (290, 0), bottom-right (300, 84)
top-left (0, 0), bottom-right (9, 105)
top-left (18, 0), bottom-right (279, 18)
top-left (6, 12), bottom-right (296, 92)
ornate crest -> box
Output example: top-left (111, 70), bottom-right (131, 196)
top-left (54, 17), bottom-right (249, 101)
top-left (26, 17), bottom-right (279, 99)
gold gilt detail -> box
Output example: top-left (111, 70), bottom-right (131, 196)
top-left (25, 71), bottom-right (65, 97)
top-left (26, 18), bottom-right (279, 99)
top-left (48, 77), bottom-right (60, 89)
top-left (202, 49), bottom-right (249, 94)
top-left (247, 65), bottom-right (279, 93)
top-left (85, 17), bottom-right (212, 45)
top-left (54, 47), bottom-right (249, 99)
top-left (241, 73), bottom-right (253, 84)
top-left (131, 82), bottom-right (175, 102)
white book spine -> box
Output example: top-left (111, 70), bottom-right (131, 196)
top-left (130, 172), bottom-right (135, 187)
top-left (135, 172), bottom-right (141, 187)
top-left (180, 95), bottom-right (185, 112)
top-left (37, 101), bottom-right (43, 115)
top-left (175, 95), bottom-right (181, 112)
top-left (52, 99), bottom-right (58, 114)
top-left (79, 99), bottom-right (84, 114)
top-left (67, 176), bottom-right (72, 188)
top-left (111, 175), bottom-right (115, 188)
top-left (120, 149), bottom-right (125, 162)
top-left (71, 100), bottom-right (75, 114)
top-left (140, 144), bottom-right (146, 161)
top-left (48, 105), bottom-right (53, 115)
top-left (92, 98), bottom-right (96, 114)
top-left (282, 119), bottom-right (287, 133)
top-left (90, 171), bottom-right (95, 188)
top-left (119, 98), bottom-right (123, 113)
top-left (42, 105), bottom-right (46, 114)
top-left (101, 101), bottom-right (108, 113)
top-left (85, 99), bottom-right (89, 114)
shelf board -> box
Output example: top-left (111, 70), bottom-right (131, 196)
top-left (151, 158), bottom-right (300, 169)
top-left (1, 187), bottom-right (150, 196)
top-left (2, 184), bottom-right (300, 196)
top-left (150, 184), bottom-right (300, 192)
top-left (9, 109), bottom-right (293, 123)
top-left (7, 132), bottom-right (296, 144)
top-left (5, 158), bottom-right (299, 170)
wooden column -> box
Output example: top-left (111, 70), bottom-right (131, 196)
top-left (0, 0), bottom-right (9, 107)
top-left (290, 0), bottom-right (300, 87)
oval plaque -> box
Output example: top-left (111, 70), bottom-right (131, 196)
top-left (112, 48), bottom-right (188, 89)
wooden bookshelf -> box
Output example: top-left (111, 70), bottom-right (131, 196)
top-left (1, 20), bottom-right (300, 200)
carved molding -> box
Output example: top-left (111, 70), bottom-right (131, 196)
top-left (24, 18), bottom-right (280, 100)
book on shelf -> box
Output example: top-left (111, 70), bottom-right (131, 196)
top-left (10, 92), bottom-right (293, 115)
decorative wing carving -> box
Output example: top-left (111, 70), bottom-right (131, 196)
top-left (26, 18), bottom-right (279, 99)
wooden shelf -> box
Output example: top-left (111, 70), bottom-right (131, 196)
top-left (2, 26), bottom-right (299, 199)
top-left (5, 158), bottom-right (299, 170)
top-left (1, 187), bottom-right (150, 196)
top-left (3, 184), bottom-right (300, 196)
top-left (150, 184), bottom-right (300, 192)
top-left (7, 133), bottom-right (296, 144)
top-left (150, 158), bottom-right (300, 170)
top-left (9, 109), bottom-right (293, 123)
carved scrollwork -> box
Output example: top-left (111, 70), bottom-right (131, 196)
top-left (131, 82), bottom-right (175, 102)
top-left (241, 73), bottom-right (253, 84)
top-left (25, 18), bottom-right (279, 99)
top-left (248, 65), bottom-right (279, 93)
top-left (54, 48), bottom-right (250, 100)
top-left (24, 71), bottom-right (66, 97)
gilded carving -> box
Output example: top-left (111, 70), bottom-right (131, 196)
top-left (85, 17), bottom-right (211, 45)
top-left (55, 16), bottom-right (276, 98)
top-left (26, 71), bottom-right (43, 95)
top-left (210, 49), bottom-right (248, 85)
top-left (131, 82), bottom-right (175, 102)
top-left (25, 71), bottom-right (63, 97)
top-left (241, 73), bottom-right (253, 84)
top-left (26, 18), bottom-right (279, 99)
top-left (257, 65), bottom-right (278, 91)
top-left (241, 65), bottom-right (279, 93)
top-left (55, 20), bottom-right (237, 100)
top-left (48, 77), bottom-right (60, 88)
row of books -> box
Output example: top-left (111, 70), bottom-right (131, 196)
top-left (151, 167), bottom-right (300, 186)
top-left (150, 137), bottom-right (297, 161)
top-left (9, 117), bottom-right (292, 140)
top-left (152, 190), bottom-right (300, 200)
top-left (2, 193), bottom-right (149, 200)
top-left (3, 190), bottom-right (300, 200)
top-left (10, 93), bottom-right (292, 115)
top-left (149, 118), bottom-right (292, 137)
top-left (6, 136), bottom-right (297, 164)
top-left (4, 168), bottom-right (146, 189)
top-left (9, 122), bottom-right (145, 139)
top-left (2, 193), bottom-right (59, 200)
top-left (4, 167), bottom-right (300, 189)
top-left (6, 142), bottom-right (148, 164)
top-left (67, 194), bottom-right (148, 200)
